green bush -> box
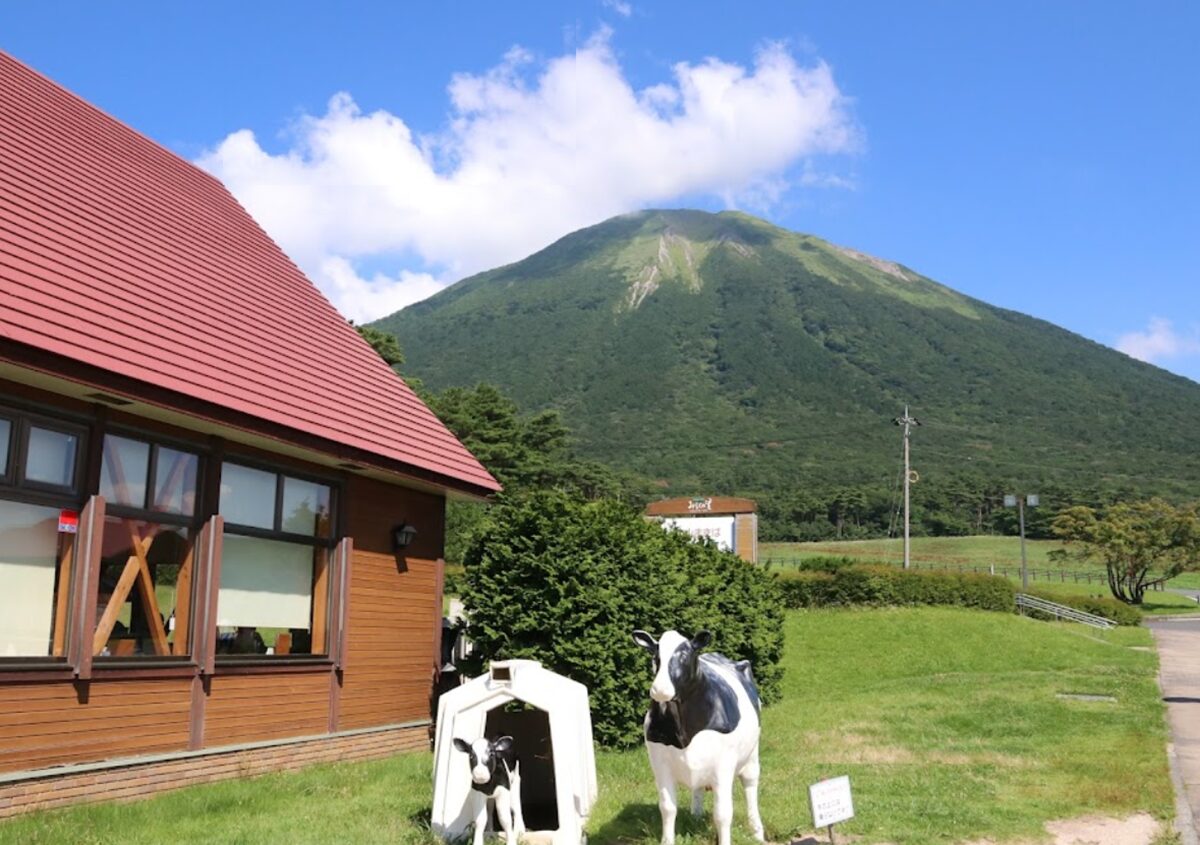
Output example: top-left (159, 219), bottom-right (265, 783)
top-left (777, 565), bottom-right (1015, 613)
top-left (1026, 589), bottom-right (1143, 626)
top-left (442, 564), bottom-right (466, 598)
top-left (460, 492), bottom-right (784, 748)
top-left (790, 555), bottom-right (862, 573)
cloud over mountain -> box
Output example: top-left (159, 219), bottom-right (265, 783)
top-left (1117, 317), bottom-right (1200, 365)
top-left (197, 32), bottom-right (857, 321)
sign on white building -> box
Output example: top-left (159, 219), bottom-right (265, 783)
top-left (662, 515), bottom-right (736, 553)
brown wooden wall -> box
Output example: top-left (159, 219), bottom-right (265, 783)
top-left (734, 513), bottom-right (758, 563)
top-left (339, 552), bottom-right (439, 729)
top-left (204, 673), bottom-right (331, 747)
top-left (338, 475), bottom-right (444, 730)
top-left (0, 678), bottom-right (191, 771)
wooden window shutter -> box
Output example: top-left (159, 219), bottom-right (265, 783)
top-left (329, 537), bottom-right (352, 670)
top-left (192, 515), bottom-right (224, 676)
top-left (67, 495), bottom-right (106, 679)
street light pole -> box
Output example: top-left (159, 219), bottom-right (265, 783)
top-left (1004, 493), bottom-right (1038, 591)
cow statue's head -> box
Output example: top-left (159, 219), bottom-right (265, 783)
top-left (453, 735), bottom-right (514, 785)
top-left (632, 629), bottom-right (712, 703)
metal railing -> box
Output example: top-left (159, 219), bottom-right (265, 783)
top-left (1016, 593), bottom-right (1116, 630)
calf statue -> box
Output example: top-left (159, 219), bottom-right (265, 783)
top-left (453, 735), bottom-right (525, 845)
top-left (632, 629), bottom-right (764, 845)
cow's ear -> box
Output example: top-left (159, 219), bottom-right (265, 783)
top-left (453, 738), bottom-right (472, 753)
top-left (492, 736), bottom-right (514, 756)
top-left (632, 630), bottom-right (657, 652)
top-left (691, 630), bottom-right (713, 651)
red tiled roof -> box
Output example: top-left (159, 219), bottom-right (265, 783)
top-left (0, 51), bottom-right (499, 494)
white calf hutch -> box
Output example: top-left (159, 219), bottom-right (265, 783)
top-left (433, 660), bottom-right (598, 845)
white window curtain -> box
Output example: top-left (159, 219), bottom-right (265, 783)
top-left (0, 501), bottom-right (59, 656)
top-left (217, 535), bottom-right (314, 629)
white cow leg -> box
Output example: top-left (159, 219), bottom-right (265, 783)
top-left (495, 788), bottom-right (516, 845)
top-left (713, 774), bottom-right (734, 845)
top-left (510, 766), bottom-right (526, 836)
top-left (656, 779), bottom-right (679, 845)
top-left (471, 793), bottom-right (489, 845)
top-left (740, 751), bottom-right (765, 842)
top-left (690, 788), bottom-right (705, 817)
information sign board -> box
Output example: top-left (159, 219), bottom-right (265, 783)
top-left (809, 775), bottom-right (854, 828)
top-left (661, 516), bottom-right (735, 552)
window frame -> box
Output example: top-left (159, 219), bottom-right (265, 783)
top-left (0, 406), bottom-right (87, 502)
top-left (99, 428), bottom-right (204, 527)
top-left (0, 403), bottom-right (88, 667)
top-left (214, 456), bottom-right (340, 663)
top-left (91, 428), bottom-right (208, 666)
top-left (219, 457), bottom-right (338, 549)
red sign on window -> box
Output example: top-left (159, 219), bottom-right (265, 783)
top-left (58, 509), bottom-right (79, 534)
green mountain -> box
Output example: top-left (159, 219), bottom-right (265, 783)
top-left (373, 210), bottom-right (1200, 534)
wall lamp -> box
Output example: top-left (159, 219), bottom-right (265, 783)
top-left (392, 523), bottom-right (418, 551)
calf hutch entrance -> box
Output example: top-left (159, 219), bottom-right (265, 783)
top-left (433, 660), bottom-right (597, 845)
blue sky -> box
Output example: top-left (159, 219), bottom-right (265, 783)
top-left (3, 2), bottom-right (1198, 379)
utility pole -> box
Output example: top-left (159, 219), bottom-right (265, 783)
top-left (1018, 496), bottom-right (1027, 591)
top-left (893, 406), bottom-right (921, 569)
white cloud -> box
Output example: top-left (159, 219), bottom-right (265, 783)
top-left (603, 0), bottom-right (633, 17)
top-left (1117, 317), bottom-right (1200, 363)
top-left (319, 257), bottom-right (444, 325)
top-left (198, 31), bottom-right (858, 321)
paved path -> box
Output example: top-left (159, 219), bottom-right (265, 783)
top-left (1148, 617), bottom-right (1200, 844)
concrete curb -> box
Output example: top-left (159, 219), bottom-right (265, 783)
top-left (1166, 740), bottom-right (1200, 845)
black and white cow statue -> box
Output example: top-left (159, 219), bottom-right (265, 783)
top-left (452, 735), bottom-right (525, 845)
top-left (632, 629), bottom-right (764, 845)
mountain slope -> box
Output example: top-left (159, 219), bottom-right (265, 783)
top-left (373, 210), bottom-right (1200, 504)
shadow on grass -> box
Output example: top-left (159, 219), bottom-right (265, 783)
top-left (592, 801), bottom-right (720, 840)
top-left (589, 802), bottom-right (711, 844)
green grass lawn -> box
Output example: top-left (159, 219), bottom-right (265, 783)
top-left (766, 535), bottom-right (1200, 598)
top-left (0, 608), bottom-right (1173, 845)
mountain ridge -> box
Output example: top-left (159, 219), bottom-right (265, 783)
top-left (373, 209), bottom-right (1200, 524)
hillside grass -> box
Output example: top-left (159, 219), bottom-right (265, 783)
top-left (0, 608), bottom-right (1173, 845)
top-left (765, 535), bottom-right (1200, 595)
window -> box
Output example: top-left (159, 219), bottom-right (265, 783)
top-left (0, 409), bottom-right (86, 659)
top-left (0, 500), bottom-right (71, 657)
top-left (94, 433), bottom-right (201, 659)
top-left (26, 426), bottom-right (78, 488)
top-left (0, 418), bottom-right (10, 477)
top-left (217, 462), bottom-right (334, 657)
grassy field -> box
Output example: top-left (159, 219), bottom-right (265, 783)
top-left (762, 535), bottom-right (1071, 570)
top-left (765, 535), bottom-right (1200, 594)
top-left (0, 608), bottom-right (1174, 845)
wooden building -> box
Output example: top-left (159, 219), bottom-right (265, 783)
top-left (0, 51), bottom-right (499, 817)
top-left (645, 497), bottom-right (758, 563)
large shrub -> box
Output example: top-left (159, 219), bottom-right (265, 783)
top-left (777, 565), bottom-right (1015, 612)
top-left (460, 492), bottom-right (784, 748)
